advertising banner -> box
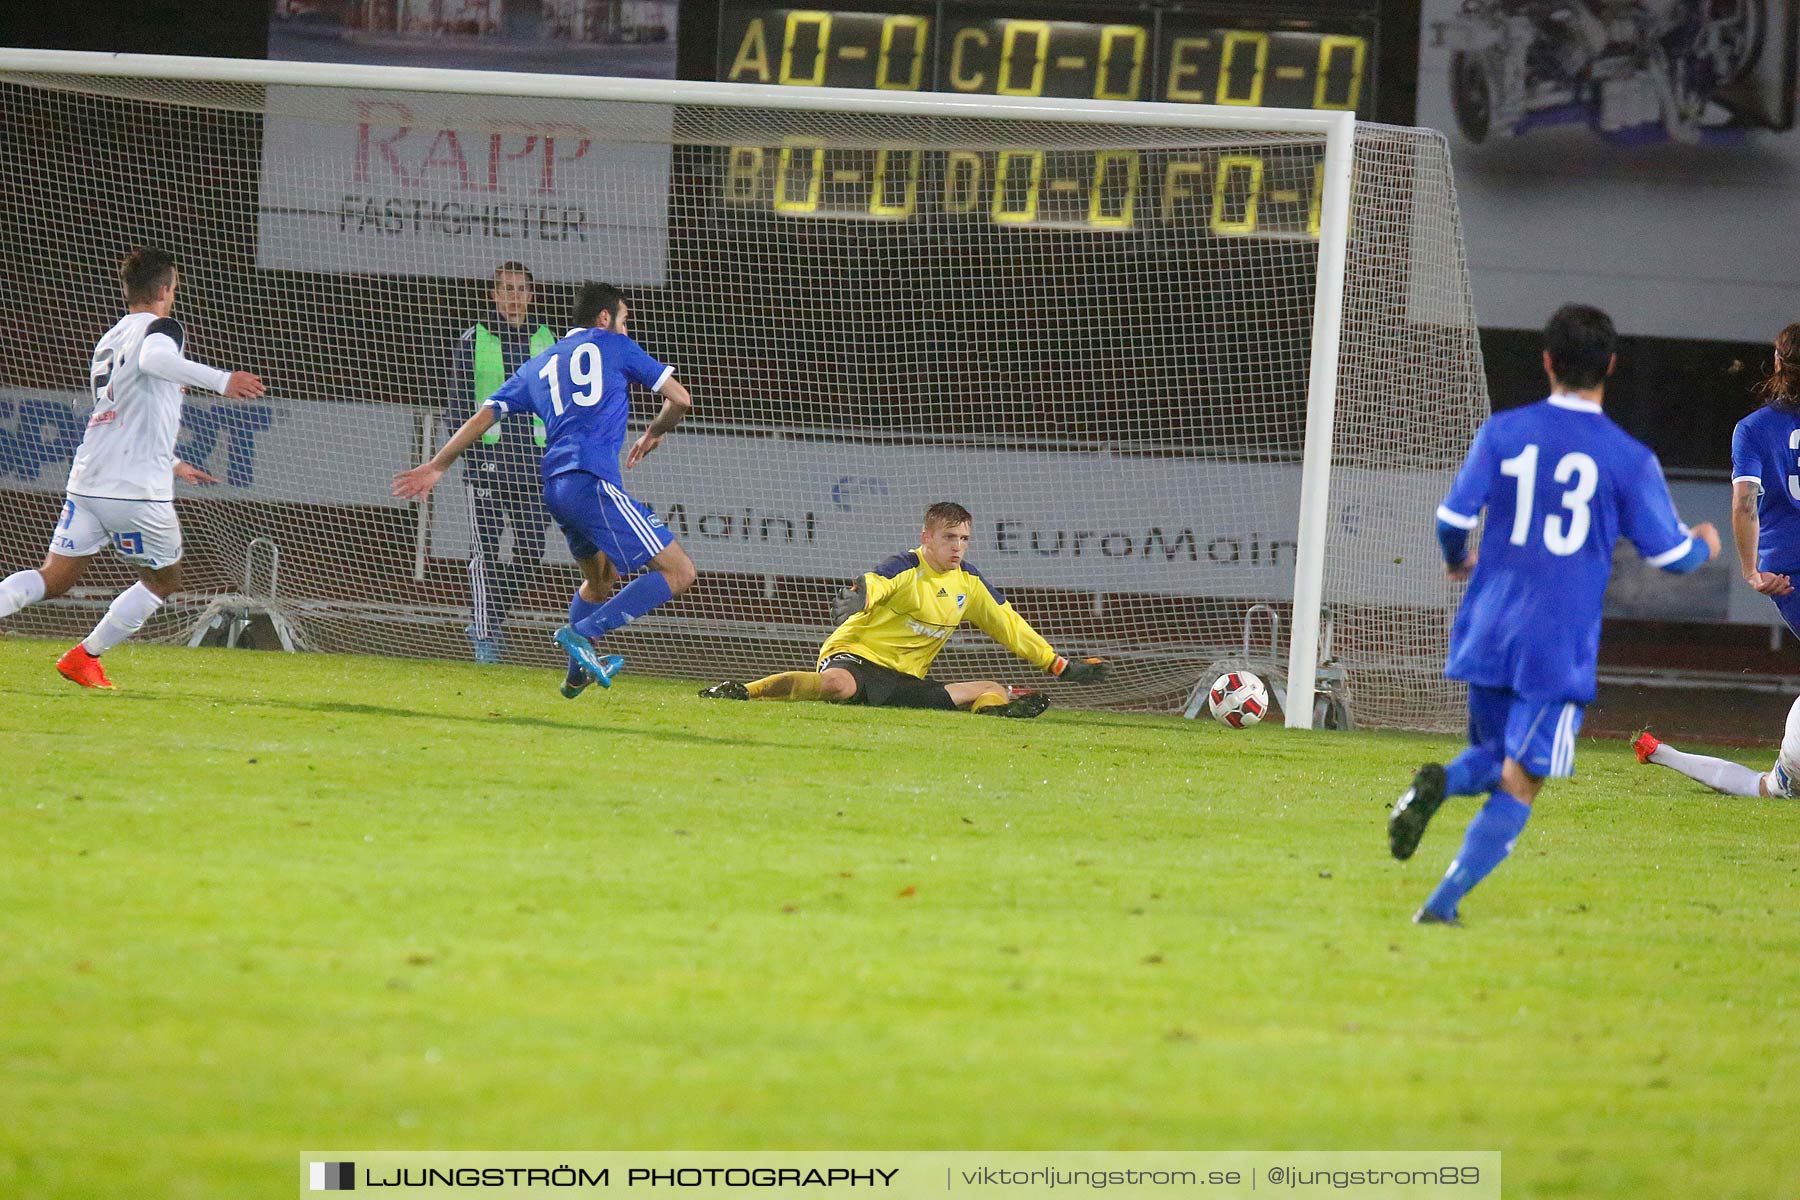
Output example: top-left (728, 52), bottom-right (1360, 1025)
top-left (256, 90), bottom-right (672, 285)
top-left (1417, 0), bottom-right (1800, 341)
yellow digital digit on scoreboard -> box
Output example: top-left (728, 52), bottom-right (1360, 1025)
top-left (1094, 25), bottom-right (1146, 101)
top-left (777, 11), bottom-right (832, 85)
top-left (876, 14), bottom-right (929, 90)
top-left (774, 140), bottom-right (825, 212)
top-left (996, 20), bottom-right (1051, 96)
top-left (992, 149), bottom-right (1044, 223)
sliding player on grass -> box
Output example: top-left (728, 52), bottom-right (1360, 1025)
top-left (1633, 321), bottom-right (1800, 800)
top-left (1633, 720), bottom-right (1798, 798)
top-left (698, 502), bottom-right (1110, 717)
top-left (394, 282), bottom-right (695, 695)
top-left (0, 248), bottom-right (265, 688)
top-left (1387, 304), bottom-right (1720, 924)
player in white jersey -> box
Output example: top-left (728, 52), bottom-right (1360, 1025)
top-left (0, 248), bottom-right (264, 688)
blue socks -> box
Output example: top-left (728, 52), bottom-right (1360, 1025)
top-left (569, 590), bottom-right (601, 628)
top-left (565, 590), bottom-right (603, 684)
top-left (573, 571), bottom-right (675, 641)
top-left (1422, 792), bottom-right (1532, 920)
top-left (1444, 747), bottom-right (1503, 797)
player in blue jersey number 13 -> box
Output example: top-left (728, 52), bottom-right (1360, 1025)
top-left (395, 283), bottom-right (696, 695)
top-left (1389, 305), bottom-right (1720, 925)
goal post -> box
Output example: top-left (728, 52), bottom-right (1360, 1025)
top-left (0, 49), bottom-right (1485, 731)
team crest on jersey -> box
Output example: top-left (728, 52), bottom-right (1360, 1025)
top-left (955, 594), bottom-right (966, 609)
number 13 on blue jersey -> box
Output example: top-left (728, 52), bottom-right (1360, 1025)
top-left (1499, 444), bottom-right (1598, 556)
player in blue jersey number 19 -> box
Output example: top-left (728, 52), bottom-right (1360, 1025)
top-left (1388, 305), bottom-right (1720, 925)
top-left (395, 283), bottom-right (696, 695)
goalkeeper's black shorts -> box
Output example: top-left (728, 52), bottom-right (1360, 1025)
top-left (818, 653), bottom-right (956, 710)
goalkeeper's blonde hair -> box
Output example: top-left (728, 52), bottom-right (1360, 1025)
top-left (923, 502), bottom-right (973, 531)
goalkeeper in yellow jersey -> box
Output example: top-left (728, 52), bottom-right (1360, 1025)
top-left (699, 502), bottom-right (1110, 718)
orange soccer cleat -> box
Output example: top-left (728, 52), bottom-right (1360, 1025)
top-left (56, 643), bottom-right (114, 690)
top-left (1633, 730), bottom-right (1662, 765)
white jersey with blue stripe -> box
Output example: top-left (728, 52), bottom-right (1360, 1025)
top-left (1438, 394), bottom-right (1692, 703)
top-left (482, 327), bottom-right (671, 486)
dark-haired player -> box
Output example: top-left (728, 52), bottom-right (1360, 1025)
top-left (1725, 321), bottom-right (1800, 632)
top-left (395, 282), bottom-right (694, 695)
top-left (698, 502), bottom-right (1111, 717)
top-left (1387, 304), bottom-right (1720, 923)
top-left (0, 248), bottom-right (265, 688)
top-left (1633, 321), bottom-right (1800, 800)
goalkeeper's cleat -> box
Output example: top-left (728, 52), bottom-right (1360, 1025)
top-left (1633, 730), bottom-right (1662, 765)
top-left (698, 681), bottom-right (750, 701)
top-left (552, 626), bottom-right (624, 689)
top-left (1388, 762), bottom-right (1447, 861)
top-left (560, 661), bottom-right (595, 700)
top-left (975, 688), bottom-right (1050, 719)
top-left (1412, 906), bottom-right (1463, 928)
top-left (56, 643), bottom-right (114, 690)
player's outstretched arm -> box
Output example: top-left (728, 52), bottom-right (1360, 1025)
top-left (393, 406), bottom-right (498, 500)
top-left (1732, 482), bottom-right (1791, 595)
top-left (626, 377), bottom-right (693, 469)
top-left (138, 326), bottom-right (265, 399)
top-left (964, 577), bottom-right (1110, 682)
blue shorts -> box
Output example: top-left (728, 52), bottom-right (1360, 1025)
top-left (1467, 684), bottom-right (1585, 779)
top-left (543, 471), bottom-right (672, 575)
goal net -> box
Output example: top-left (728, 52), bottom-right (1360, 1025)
top-left (0, 51), bottom-right (1486, 731)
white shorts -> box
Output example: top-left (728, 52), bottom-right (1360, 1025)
top-left (1762, 694), bottom-right (1800, 798)
top-left (49, 494), bottom-right (184, 569)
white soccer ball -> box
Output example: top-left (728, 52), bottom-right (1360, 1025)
top-left (1207, 671), bottom-right (1270, 729)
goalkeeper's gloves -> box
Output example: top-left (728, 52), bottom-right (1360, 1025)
top-left (830, 579), bottom-right (866, 624)
top-left (1052, 655), bottom-right (1111, 684)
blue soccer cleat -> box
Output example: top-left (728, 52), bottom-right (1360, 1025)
top-left (558, 654), bottom-right (624, 698)
top-left (553, 626), bottom-right (624, 689)
top-left (560, 660), bottom-right (594, 699)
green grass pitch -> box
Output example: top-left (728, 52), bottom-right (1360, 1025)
top-left (1, 637), bottom-right (1796, 1198)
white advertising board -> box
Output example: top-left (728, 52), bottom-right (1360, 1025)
top-left (256, 89), bottom-right (671, 285)
top-left (427, 429), bottom-right (1461, 603)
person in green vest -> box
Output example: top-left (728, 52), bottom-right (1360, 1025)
top-left (448, 261), bottom-right (557, 663)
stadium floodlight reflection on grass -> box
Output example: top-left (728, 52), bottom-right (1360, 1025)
top-left (0, 48), bottom-right (1486, 730)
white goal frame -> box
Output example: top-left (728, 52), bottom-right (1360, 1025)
top-left (0, 48), bottom-right (1361, 730)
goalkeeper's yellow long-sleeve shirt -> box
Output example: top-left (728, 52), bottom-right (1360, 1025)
top-left (817, 548), bottom-right (1059, 679)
